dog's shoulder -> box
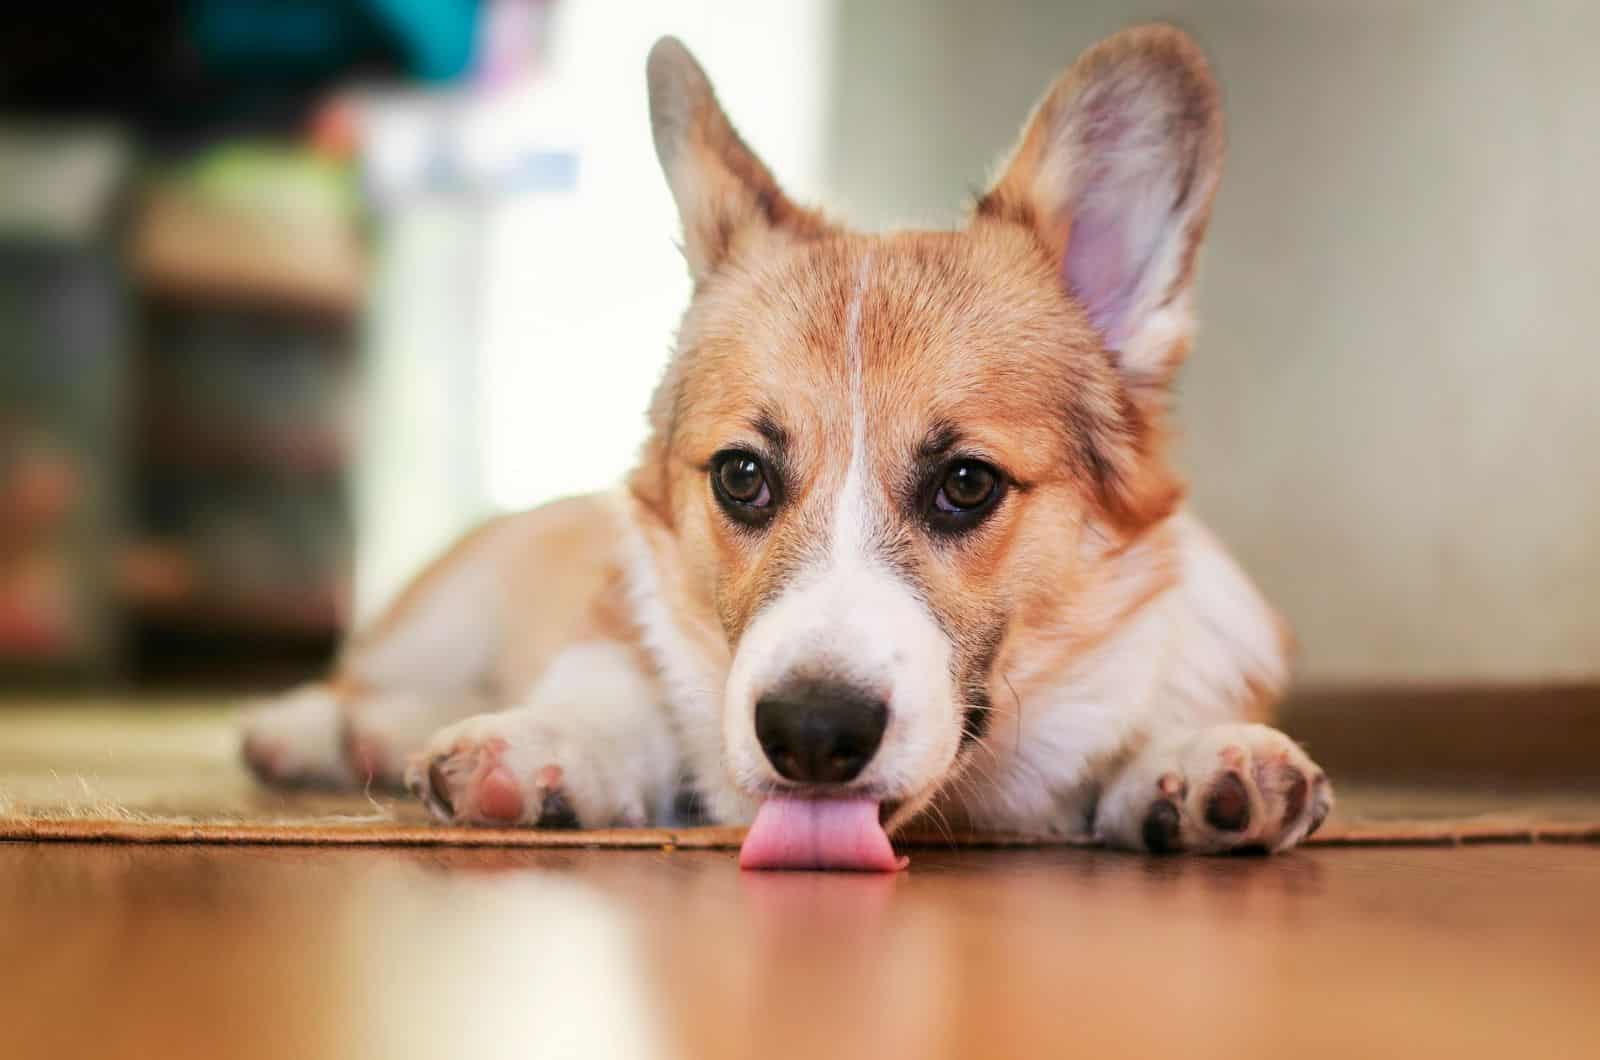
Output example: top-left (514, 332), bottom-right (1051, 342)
top-left (1160, 510), bottom-right (1293, 725)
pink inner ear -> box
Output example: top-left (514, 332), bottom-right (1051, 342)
top-left (1064, 209), bottom-right (1147, 351)
top-left (1058, 87), bottom-right (1186, 353)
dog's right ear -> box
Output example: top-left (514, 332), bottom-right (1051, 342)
top-left (979, 25), bottom-right (1224, 399)
top-left (647, 37), bottom-right (826, 283)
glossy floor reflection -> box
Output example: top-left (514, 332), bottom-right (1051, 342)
top-left (3, 843), bottom-right (1597, 1059)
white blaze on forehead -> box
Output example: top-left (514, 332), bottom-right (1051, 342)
top-left (721, 250), bottom-right (963, 798)
top-left (832, 250), bottom-right (875, 564)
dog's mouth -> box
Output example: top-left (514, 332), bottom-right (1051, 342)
top-left (738, 796), bottom-right (909, 872)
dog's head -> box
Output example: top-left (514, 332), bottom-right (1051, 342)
top-left (629, 27), bottom-right (1223, 859)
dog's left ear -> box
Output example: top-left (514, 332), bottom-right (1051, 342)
top-left (647, 38), bottom-right (827, 283)
top-left (981, 25), bottom-right (1223, 397)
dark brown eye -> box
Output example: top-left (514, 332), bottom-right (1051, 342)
top-left (929, 459), bottom-right (1004, 532)
top-left (711, 450), bottom-right (773, 522)
top-left (937, 461), bottom-right (998, 511)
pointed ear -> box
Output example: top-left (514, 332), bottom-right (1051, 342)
top-left (980, 25), bottom-right (1223, 396)
top-left (647, 37), bottom-right (827, 283)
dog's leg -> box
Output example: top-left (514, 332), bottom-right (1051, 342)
top-left (240, 684), bottom-right (355, 788)
top-left (242, 517), bottom-right (514, 789)
top-left (1093, 723), bottom-right (1332, 854)
top-left (241, 684), bottom-right (490, 790)
top-left (405, 641), bottom-right (677, 829)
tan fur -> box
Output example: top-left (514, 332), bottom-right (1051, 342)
top-left (492, 496), bottom-right (648, 696)
top-left (336, 516), bottom-right (509, 678)
top-left (647, 37), bottom-right (831, 284)
top-left (244, 26), bottom-right (1326, 853)
top-left (336, 496), bottom-right (635, 698)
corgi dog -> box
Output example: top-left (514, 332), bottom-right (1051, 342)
top-left (242, 25), bottom-right (1331, 868)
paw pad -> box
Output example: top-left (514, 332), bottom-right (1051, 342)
top-left (535, 788), bottom-right (580, 828)
top-left (474, 765), bottom-right (527, 822)
top-left (1142, 799), bottom-right (1183, 854)
top-left (531, 764), bottom-right (580, 828)
top-left (1202, 770), bottom-right (1252, 832)
top-left (412, 743), bottom-right (584, 828)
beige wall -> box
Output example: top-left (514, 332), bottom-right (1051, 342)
top-left (824, 1), bottom-right (1600, 686)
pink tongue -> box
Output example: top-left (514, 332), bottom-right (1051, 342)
top-left (739, 796), bottom-right (908, 872)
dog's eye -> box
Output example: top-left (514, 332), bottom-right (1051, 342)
top-left (938, 462), bottom-right (997, 510)
top-left (717, 455), bottom-right (768, 504)
top-left (711, 450), bottom-right (774, 523)
top-left (929, 459), bottom-right (1004, 532)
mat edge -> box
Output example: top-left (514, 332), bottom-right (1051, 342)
top-left (4, 817), bottom-right (1597, 849)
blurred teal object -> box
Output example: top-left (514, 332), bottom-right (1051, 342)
top-left (367, 0), bottom-right (480, 82)
top-left (188, 0), bottom-right (480, 82)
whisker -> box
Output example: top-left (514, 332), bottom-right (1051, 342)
top-left (954, 730), bottom-right (1004, 791)
top-left (1003, 672), bottom-right (1023, 757)
top-left (921, 798), bottom-right (958, 849)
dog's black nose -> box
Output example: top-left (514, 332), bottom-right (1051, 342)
top-left (755, 680), bottom-right (888, 784)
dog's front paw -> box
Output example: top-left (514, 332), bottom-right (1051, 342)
top-left (404, 711), bottom-right (650, 829)
top-left (1098, 723), bottom-right (1332, 855)
top-left (240, 684), bottom-right (355, 789)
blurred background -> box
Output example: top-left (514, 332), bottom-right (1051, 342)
top-left (0, 1), bottom-right (1594, 739)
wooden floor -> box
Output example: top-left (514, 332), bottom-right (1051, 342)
top-left (2, 841), bottom-right (1596, 1059)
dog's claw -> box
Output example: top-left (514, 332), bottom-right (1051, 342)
top-left (427, 760), bottom-right (455, 816)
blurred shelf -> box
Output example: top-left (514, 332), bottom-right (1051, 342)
top-left (130, 187), bottom-right (366, 320)
top-left (130, 591), bottom-right (342, 639)
top-left (0, 598), bottom-right (73, 659)
top-left (117, 542), bottom-right (344, 639)
top-left (142, 415), bottom-right (348, 477)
